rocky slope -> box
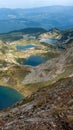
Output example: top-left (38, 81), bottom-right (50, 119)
top-left (0, 76), bottom-right (73, 130)
top-left (23, 42), bottom-right (73, 85)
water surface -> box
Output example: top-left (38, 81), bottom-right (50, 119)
top-left (16, 44), bottom-right (39, 51)
top-left (0, 86), bottom-right (24, 110)
top-left (23, 55), bottom-right (46, 66)
top-left (23, 35), bottom-right (36, 39)
top-left (40, 38), bottom-right (57, 44)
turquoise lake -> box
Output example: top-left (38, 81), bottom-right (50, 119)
top-left (23, 55), bottom-right (46, 66)
top-left (0, 86), bottom-right (24, 110)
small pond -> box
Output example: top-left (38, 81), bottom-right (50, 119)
top-left (23, 35), bottom-right (36, 39)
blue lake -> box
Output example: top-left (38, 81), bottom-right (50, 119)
top-left (23, 55), bottom-right (46, 66)
top-left (23, 35), bottom-right (36, 39)
top-left (16, 44), bottom-right (39, 51)
top-left (0, 86), bottom-right (24, 110)
top-left (40, 38), bottom-right (57, 44)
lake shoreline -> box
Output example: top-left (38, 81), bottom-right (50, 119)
top-left (0, 85), bottom-right (24, 110)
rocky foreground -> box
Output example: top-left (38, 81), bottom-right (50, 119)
top-left (0, 76), bottom-right (73, 130)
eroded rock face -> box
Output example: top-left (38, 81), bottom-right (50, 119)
top-left (0, 77), bottom-right (73, 130)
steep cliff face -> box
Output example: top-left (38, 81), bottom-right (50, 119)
top-left (0, 77), bottom-right (73, 130)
